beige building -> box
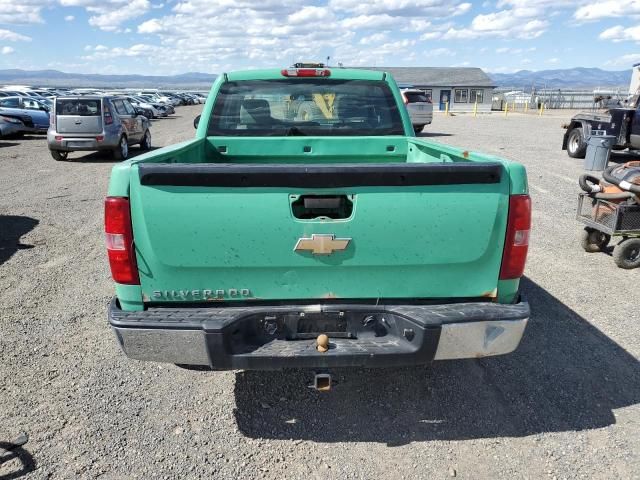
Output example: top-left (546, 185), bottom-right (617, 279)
top-left (360, 67), bottom-right (496, 113)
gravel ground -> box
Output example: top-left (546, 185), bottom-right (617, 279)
top-left (1, 106), bottom-right (638, 480)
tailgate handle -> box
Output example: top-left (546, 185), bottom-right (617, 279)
top-left (292, 195), bottom-right (354, 220)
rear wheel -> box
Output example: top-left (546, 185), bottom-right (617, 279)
top-left (139, 129), bottom-right (151, 151)
top-left (567, 127), bottom-right (586, 158)
top-left (112, 136), bottom-right (129, 160)
top-left (413, 124), bottom-right (426, 133)
top-left (580, 227), bottom-right (610, 253)
top-left (50, 150), bottom-right (68, 161)
top-left (613, 238), bottom-right (640, 269)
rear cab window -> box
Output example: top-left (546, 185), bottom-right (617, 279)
top-left (404, 91), bottom-right (429, 103)
top-left (208, 79), bottom-right (404, 137)
top-left (56, 99), bottom-right (101, 116)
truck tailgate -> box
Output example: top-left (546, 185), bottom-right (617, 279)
top-left (129, 162), bottom-right (509, 302)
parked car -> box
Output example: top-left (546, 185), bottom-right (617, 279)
top-left (139, 94), bottom-right (175, 114)
top-left (0, 95), bottom-right (50, 112)
top-left (125, 96), bottom-right (159, 119)
top-left (0, 114), bottom-right (27, 138)
top-left (132, 96), bottom-right (168, 117)
top-left (48, 96), bottom-right (151, 161)
top-left (400, 89), bottom-right (433, 132)
top-left (0, 104), bottom-right (49, 133)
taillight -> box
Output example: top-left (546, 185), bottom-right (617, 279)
top-left (499, 194), bottom-right (531, 280)
top-left (281, 68), bottom-right (331, 77)
top-left (104, 197), bottom-right (139, 285)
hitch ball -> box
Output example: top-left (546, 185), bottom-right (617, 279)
top-left (316, 334), bottom-right (329, 352)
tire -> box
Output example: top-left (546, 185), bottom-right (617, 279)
top-left (612, 238), bottom-right (640, 269)
top-left (50, 150), bottom-right (68, 161)
top-left (580, 227), bottom-right (610, 253)
top-left (112, 135), bottom-right (129, 160)
top-left (296, 101), bottom-right (322, 121)
top-left (413, 124), bottom-right (425, 133)
top-left (139, 129), bottom-right (151, 151)
top-left (567, 127), bottom-right (586, 158)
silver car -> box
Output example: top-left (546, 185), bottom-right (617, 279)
top-left (401, 89), bottom-right (433, 133)
top-left (47, 96), bottom-right (151, 161)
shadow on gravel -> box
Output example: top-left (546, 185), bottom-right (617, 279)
top-left (0, 142), bottom-right (20, 148)
top-left (0, 443), bottom-right (36, 480)
top-left (68, 146), bottom-right (160, 164)
top-left (417, 131), bottom-right (454, 138)
top-left (233, 277), bottom-right (640, 445)
top-left (609, 151), bottom-right (640, 164)
top-left (0, 215), bottom-right (38, 265)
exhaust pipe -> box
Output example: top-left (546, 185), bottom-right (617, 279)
top-left (312, 372), bottom-right (332, 392)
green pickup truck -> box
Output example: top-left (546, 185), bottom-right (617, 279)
top-left (105, 66), bottom-right (531, 376)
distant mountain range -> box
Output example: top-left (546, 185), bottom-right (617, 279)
top-left (489, 67), bottom-right (631, 89)
top-left (0, 67), bottom-right (631, 89)
top-left (0, 69), bottom-right (218, 88)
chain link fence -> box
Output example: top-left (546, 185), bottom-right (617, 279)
top-left (492, 87), bottom-right (631, 111)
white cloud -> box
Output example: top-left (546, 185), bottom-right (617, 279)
top-left (64, 15), bottom-right (74, 21)
top-left (60, 0), bottom-right (150, 31)
top-left (137, 18), bottom-right (162, 34)
top-left (341, 14), bottom-right (401, 29)
top-left (605, 53), bottom-right (640, 67)
top-left (401, 18), bottom-right (432, 32)
top-left (0, 0), bottom-right (49, 24)
top-left (547, 57), bottom-right (560, 63)
top-left (425, 47), bottom-right (454, 57)
top-left (359, 32), bottom-right (389, 44)
top-left (328, 0), bottom-right (473, 18)
top-left (419, 31), bottom-right (442, 40)
top-left (495, 46), bottom-right (536, 54)
top-left (1, 46), bottom-right (14, 54)
top-left (575, 0), bottom-right (640, 20)
top-left (81, 43), bottom-right (160, 60)
top-left (288, 6), bottom-right (334, 24)
top-left (0, 29), bottom-right (31, 42)
top-left (599, 25), bottom-right (640, 42)
top-left (443, 9), bottom-right (549, 39)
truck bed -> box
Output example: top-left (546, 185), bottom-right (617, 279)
top-left (109, 135), bottom-right (525, 310)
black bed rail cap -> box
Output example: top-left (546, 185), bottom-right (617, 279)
top-left (138, 162), bottom-right (503, 188)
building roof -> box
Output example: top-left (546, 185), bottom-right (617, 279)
top-left (356, 67), bottom-right (496, 88)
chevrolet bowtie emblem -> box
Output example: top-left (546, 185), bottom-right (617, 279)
top-left (294, 234), bottom-right (351, 255)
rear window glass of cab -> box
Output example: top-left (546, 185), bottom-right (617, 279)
top-left (208, 79), bottom-right (404, 137)
top-left (56, 99), bottom-right (101, 116)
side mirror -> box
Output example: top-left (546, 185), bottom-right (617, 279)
top-left (194, 114), bottom-right (201, 129)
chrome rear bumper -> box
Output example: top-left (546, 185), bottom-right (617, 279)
top-left (109, 299), bottom-right (529, 370)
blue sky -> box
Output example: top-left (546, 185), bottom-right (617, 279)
top-left (0, 0), bottom-right (639, 75)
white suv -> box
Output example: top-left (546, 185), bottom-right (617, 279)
top-left (401, 89), bottom-right (433, 133)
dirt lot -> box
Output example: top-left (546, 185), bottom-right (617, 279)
top-left (1, 106), bottom-right (638, 479)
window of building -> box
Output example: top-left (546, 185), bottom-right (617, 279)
top-left (454, 89), bottom-right (468, 103)
top-left (470, 89), bottom-right (484, 103)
